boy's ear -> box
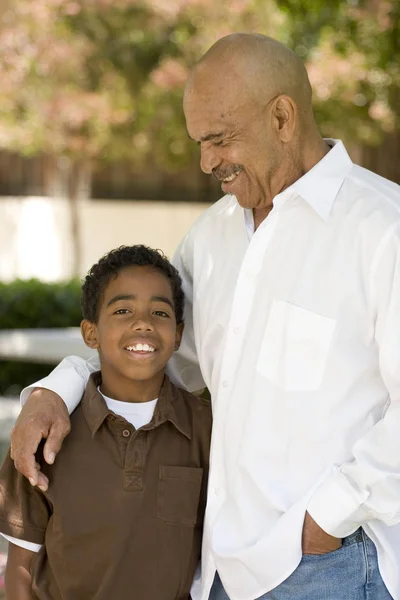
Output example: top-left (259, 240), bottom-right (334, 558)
top-left (81, 320), bottom-right (100, 349)
top-left (174, 322), bottom-right (184, 351)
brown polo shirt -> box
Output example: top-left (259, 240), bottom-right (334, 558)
top-left (0, 373), bottom-right (212, 600)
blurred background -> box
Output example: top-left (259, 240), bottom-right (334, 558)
top-left (0, 0), bottom-right (399, 436)
top-left (0, 0), bottom-right (399, 424)
top-left (0, 0), bottom-right (398, 585)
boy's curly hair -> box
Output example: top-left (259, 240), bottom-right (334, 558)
top-left (81, 245), bottom-right (184, 324)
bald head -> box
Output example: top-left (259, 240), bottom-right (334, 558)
top-left (184, 33), bottom-right (327, 216)
top-left (185, 33), bottom-right (312, 119)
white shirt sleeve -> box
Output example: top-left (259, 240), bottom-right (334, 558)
top-left (20, 354), bottom-right (100, 414)
top-left (1, 533), bottom-right (41, 552)
top-left (307, 223), bottom-right (400, 537)
top-left (168, 235), bottom-right (206, 393)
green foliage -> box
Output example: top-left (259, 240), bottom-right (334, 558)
top-left (0, 279), bottom-right (81, 395)
top-left (0, 279), bottom-right (81, 329)
top-left (0, 361), bottom-right (57, 397)
top-left (0, 0), bottom-right (398, 169)
top-left (277, 0), bottom-right (400, 145)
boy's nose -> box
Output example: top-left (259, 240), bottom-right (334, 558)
top-left (132, 317), bottom-right (154, 331)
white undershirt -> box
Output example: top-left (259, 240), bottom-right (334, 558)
top-left (100, 388), bottom-right (158, 430)
top-left (2, 390), bottom-right (158, 552)
top-left (243, 207), bottom-right (255, 240)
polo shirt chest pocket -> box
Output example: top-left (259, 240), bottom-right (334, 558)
top-left (257, 300), bottom-right (336, 392)
top-left (157, 465), bottom-right (203, 527)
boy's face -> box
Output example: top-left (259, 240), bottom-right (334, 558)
top-left (81, 265), bottom-right (183, 401)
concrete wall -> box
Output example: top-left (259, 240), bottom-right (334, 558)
top-left (0, 196), bottom-right (209, 281)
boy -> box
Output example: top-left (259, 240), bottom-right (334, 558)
top-left (0, 245), bottom-right (212, 600)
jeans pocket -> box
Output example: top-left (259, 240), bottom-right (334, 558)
top-left (302, 542), bottom-right (344, 560)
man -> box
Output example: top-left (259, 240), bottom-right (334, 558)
top-left (10, 33), bottom-right (400, 600)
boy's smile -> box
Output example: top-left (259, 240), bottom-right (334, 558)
top-left (81, 265), bottom-right (183, 403)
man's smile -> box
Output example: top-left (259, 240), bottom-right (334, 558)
top-left (221, 169), bottom-right (243, 193)
top-left (222, 170), bottom-right (242, 183)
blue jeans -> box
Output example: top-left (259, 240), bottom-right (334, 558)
top-left (209, 529), bottom-right (393, 600)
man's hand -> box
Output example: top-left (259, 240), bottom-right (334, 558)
top-left (302, 511), bottom-right (342, 555)
top-left (10, 388), bottom-right (71, 492)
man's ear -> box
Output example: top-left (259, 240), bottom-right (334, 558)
top-left (271, 95), bottom-right (296, 143)
top-left (174, 322), bottom-right (184, 351)
top-left (81, 320), bottom-right (100, 349)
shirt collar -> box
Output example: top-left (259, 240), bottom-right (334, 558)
top-left (82, 372), bottom-right (191, 439)
top-left (242, 139), bottom-right (353, 235)
top-left (291, 139), bottom-right (353, 221)
top-left (151, 375), bottom-right (191, 439)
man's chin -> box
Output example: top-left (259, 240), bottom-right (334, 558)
top-left (233, 194), bottom-right (254, 209)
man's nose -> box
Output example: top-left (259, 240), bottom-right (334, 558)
top-left (200, 143), bottom-right (221, 174)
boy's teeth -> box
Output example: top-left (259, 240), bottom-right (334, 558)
top-left (126, 343), bottom-right (155, 352)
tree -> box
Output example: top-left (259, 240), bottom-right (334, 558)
top-left (276, 0), bottom-right (400, 150)
top-left (0, 0), bottom-right (398, 267)
top-left (0, 0), bottom-right (197, 273)
top-left (0, 0), bottom-right (135, 274)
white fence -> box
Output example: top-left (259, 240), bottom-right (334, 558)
top-left (0, 328), bottom-right (93, 442)
top-left (0, 328), bottom-right (94, 364)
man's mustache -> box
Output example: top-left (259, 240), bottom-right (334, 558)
top-left (212, 165), bottom-right (244, 181)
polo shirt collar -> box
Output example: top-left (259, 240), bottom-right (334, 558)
top-left (82, 372), bottom-right (191, 439)
top-left (152, 375), bottom-right (191, 440)
top-left (82, 372), bottom-right (113, 436)
top-left (291, 138), bottom-right (353, 221)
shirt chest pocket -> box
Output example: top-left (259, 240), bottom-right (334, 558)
top-left (257, 300), bottom-right (336, 392)
top-left (157, 465), bottom-right (203, 527)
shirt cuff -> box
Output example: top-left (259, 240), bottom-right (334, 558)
top-left (20, 373), bottom-right (84, 415)
top-left (307, 468), bottom-right (371, 538)
top-left (1, 533), bottom-right (41, 553)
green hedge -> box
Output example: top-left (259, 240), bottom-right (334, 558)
top-left (0, 279), bottom-right (82, 396)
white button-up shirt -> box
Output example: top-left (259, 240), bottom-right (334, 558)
top-left (24, 141), bottom-right (400, 600)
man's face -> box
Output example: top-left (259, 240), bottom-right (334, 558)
top-left (184, 83), bottom-right (281, 211)
top-left (81, 266), bottom-right (183, 400)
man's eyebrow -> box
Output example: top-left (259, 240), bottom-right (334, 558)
top-left (187, 131), bottom-right (224, 143)
top-left (152, 296), bottom-right (174, 310)
top-left (107, 294), bottom-right (135, 306)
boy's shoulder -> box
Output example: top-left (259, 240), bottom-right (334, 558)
top-left (175, 384), bottom-right (211, 414)
top-left (167, 380), bottom-right (212, 438)
top-left (170, 380), bottom-right (211, 409)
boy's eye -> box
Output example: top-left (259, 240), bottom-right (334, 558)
top-left (114, 309), bottom-right (130, 315)
top-left (153, 310), bottom-right (170, 318)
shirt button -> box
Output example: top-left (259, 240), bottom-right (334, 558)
top-left (233, 327), bottom-right (240, 335)
top-left (221, 381), bottom-right (228, 388)
top-left (214, 487), bottom-right (220, 496)
top-left (122, 429), bottom-right (131, 437)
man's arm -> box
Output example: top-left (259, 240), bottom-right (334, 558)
top-left (169, 236), bottom-right (205, 392)
top-left (306, 222), bottom-right (400, 539)
top-left (11, 355), bottom-right (99, 489)
top-left (5, 543), bottom-right (35, 600)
